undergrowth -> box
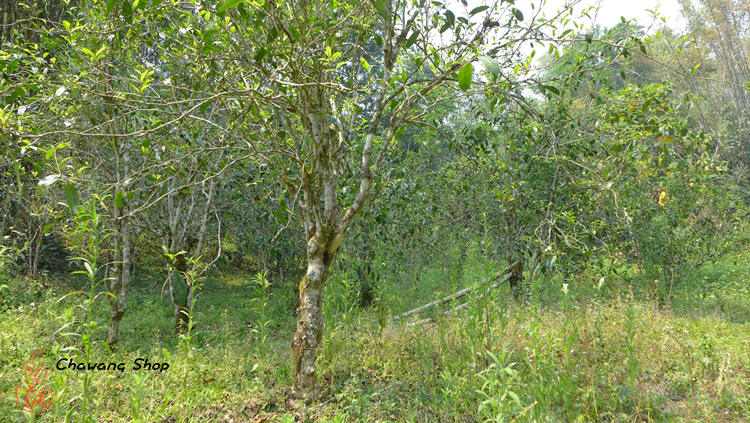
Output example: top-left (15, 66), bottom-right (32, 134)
top-left (0, 247), bottom-right (748, 422)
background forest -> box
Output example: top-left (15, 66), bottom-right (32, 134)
top-left (1, 0), bottom-right (749, 421)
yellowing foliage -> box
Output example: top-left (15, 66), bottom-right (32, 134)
top-left (658, 135), bottom-right (675, 143)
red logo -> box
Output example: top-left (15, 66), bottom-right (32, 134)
top-left (16, 350), bottom-right (53, 413)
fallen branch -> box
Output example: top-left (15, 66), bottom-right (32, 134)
top-left (405, 270), bottom-right (515, 327)
top-left (393, 261), bottom-right (519, 322)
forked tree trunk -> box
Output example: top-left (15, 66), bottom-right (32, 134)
top-left (292, 237), bottom-right (334, 399)
top-left (164, 178), bottom-right (213, 332)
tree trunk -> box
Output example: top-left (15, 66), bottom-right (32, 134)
top-left (194, 180), bottom-right (216, 259)
top-left (507, 258), bottom-right (525, 301)
top-left (291, 238), bottom-right (332, 400)
top-left (107, 220), bottom-right (130, 345)
top-left (106, 128), bottom-right (131, 346)
top-left (31, 228), bottom-right (42, 277)
top-left (107, 220), bottom-right (122, 345)
top-left (166, 183), bottom-right (189, 331)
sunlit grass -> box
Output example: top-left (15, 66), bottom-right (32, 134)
top-left (1, 248), bottom-right (748, 422)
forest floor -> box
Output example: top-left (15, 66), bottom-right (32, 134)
top-left (1, 250), bottom-right (749, 422)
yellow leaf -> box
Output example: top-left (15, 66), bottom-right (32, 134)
top-left (658, 189), bottom-right (667, 206)
top-left (658, 135), bottom-right (675, 143)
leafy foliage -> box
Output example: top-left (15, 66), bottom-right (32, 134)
top-left (0, 0), bottom-right (748, 419)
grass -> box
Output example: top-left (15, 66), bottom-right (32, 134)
top-left (0, 247), bottom-right (748, 422)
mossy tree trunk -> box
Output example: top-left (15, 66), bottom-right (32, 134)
top-left (292, 236), bottom-right (335, 399)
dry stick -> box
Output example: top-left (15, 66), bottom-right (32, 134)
top-left (405, 271), bottom-right (516, 328)
top-left (393, 261), bottom-right (519, 322)
top-left (510, 400), bottom-right (538, 423)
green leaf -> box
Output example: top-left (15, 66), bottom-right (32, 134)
top-left (288, 25), bottom-right (300, 41)
top-left (641, 98), bottom-right (653, 112)
top-left (507, 390), bottom-right (521, 405)
top-left (360, 57), bottom-right (371, 72)
top-left (478, 56), bottom-right (501, 78)
top-left (254, 47), bottom-right (267, 63)
top-left (38, 174), bottom-right (61, 187)
top-left (65, 183), bottom-right (80, 210)
top-left (445, 10), bottom-right (455, 27)
top-left (542, 84), bottom-right (559, 96)
top-left (512, 8), bottom-right (524, 21)
top-left (114, 191), bottom-right (124, 208)
top-left (84, 261), bottom-right (94, 277)
top-left (395, 126), bottom-right (406, 140)
top-left (105, 0), bottom-right (118, 14)
top-left (469, 6), bottom-right (489, 16)
top-left (122, 0), bottom-right (133, 23)
top-left (633, 37), bottom-right (646, 54)
top-left (218, 0), bottom-right (244, 13)
top-left (373, 0), bottom-right (389, 21)
top-left (7, 59), bottom-right (19, 73)
top-left (404, 30), bottom-right (419, 48)
top-left (457, 63), bottom-right (473, 91)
